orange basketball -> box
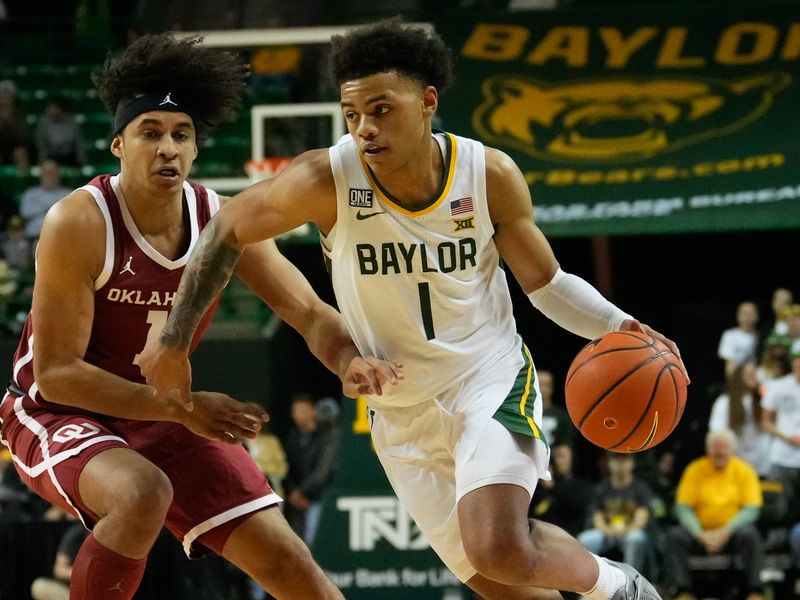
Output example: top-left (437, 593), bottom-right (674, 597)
top-left (564, 330), bottom-right (687, 453)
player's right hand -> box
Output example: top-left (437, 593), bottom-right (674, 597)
top-left (621, 319), bottom-right (691, 384)
top-left (139, 339), bottom-right (194, 411)
top-left (342, 357), bottom-right (404, 398)
top-left (178, 391), bottom-right (269, 444)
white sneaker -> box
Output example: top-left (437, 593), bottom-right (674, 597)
top-left (604, 559), bottom-right (662, 600)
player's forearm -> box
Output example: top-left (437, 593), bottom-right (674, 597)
top-left (302, 303), bottom-right (361, 380)
top-left (527, 268), bottom-right (632, 340)
top-left (160, 219), bottom-right (242, 351)
top-left (35, 360), bottom-right (180, 422)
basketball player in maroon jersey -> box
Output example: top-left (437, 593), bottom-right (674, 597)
top-left (0, 34), bottom-right (400, 600)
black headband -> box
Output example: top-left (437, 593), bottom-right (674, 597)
top-left (113, 92), bottom-right (195, 136)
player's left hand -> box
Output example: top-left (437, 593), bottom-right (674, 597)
top-left (342, 357), bottom-right (404, 398)
top-left (179, 391), bottom-right (269, 444)
top-left (620, 319), bottom-right (690, 384)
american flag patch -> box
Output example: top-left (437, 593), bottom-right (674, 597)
top-left (450, 197), bottom-right (474, 216)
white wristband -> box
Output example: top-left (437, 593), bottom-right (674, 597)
top-left (527, 268), bottom-right (633, 340)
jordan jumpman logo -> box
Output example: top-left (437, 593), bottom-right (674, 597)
top-left (120, 256), bottom-right (136, 276)
top-left (159, 92), bottom-right (177, 106)
top-left (107, 579), bottom-right (124, 592)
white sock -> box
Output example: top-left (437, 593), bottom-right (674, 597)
top-left (582, 554), bottom-right (628, 600)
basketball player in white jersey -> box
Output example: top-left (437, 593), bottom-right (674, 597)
top-left (142, 20), bottom-right (688, 600)
top-left (1, 33), bottom-right (402, 600)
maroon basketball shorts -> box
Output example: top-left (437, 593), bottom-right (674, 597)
top-left (0, 391), bottom-right (280, 557)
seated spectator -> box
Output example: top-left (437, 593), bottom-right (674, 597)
top-left (538, 368), bottom-right (574, 447)
top-left (0, 79), bottom-right (32, 172)
top-left (1, 214), bottom-right (33, 272)
top-left (756, 288), bottom-right (794, 367)
top-left (787, 306), bottom-right (800, 343)
top-left (0, 257), bottom-right (15, 295)
top-left (577, 452), bottom-right (657, 574)
top-left (0, 217), bottom-right (33, 334)
top-left (0, 181), bottom-right (16, 230)
top-left (760, 340), bottom-right (800, 523)
top-left (718, 301), bottom-right (760, 378)
top-left (641, 451), bottom-right (672, 581)
top-left (34, 97), bottom-right (86, 167)
top-left (30, 517), bottom-right (89, 600)
top-left (768, 288), bottom-right (793, 338)
top-left (0, 257), bottom-right (17, 328)
top-left (756, 342), bottom-right (790, 392)
top-left (530, 441), bottom-right (592, 536)
top-left (248, 424), bottom-right (288, 498)
top-left (709, 362), bottom-right (770, 476)
top-left (646, 448), bottom-right (679, 530)
top-left (18, 159), bottom-right (71, 244)
top-left (666, 429), bottom-right (764, 600)
top-left (766, 304), bottom-right (800, 351)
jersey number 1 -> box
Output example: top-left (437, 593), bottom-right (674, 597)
top-left (418, 283), bottom-right (435, 340)
top-left (133, 310), bottom-right (168, 366)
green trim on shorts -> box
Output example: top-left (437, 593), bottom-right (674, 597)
top-left (492, 345), bottom-right (548, 446)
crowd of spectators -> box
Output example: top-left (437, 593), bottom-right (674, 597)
top-left (528, 290), bottom-right (800, 599)
top-left (557, 290), bottom-right (800, 600)
top-left (0, 156), bottom-right (70, 333)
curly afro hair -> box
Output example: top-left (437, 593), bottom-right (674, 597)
top-left (92, 33), bottom-right (250, 142)
top-left (329, 19), bottom-right (454, 93)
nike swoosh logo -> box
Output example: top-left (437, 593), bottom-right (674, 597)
top-left (356, 210), bottom-right (386, 220)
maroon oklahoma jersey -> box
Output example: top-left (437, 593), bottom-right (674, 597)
top-left (11, 174), bottom-right (220, 408)
top-left (2, 176), bottom-right (276, 556)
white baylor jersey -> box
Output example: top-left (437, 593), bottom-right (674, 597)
top-left (324, 132), bottom-right (521, 408)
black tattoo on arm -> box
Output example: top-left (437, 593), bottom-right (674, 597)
top-left (160, 220), bottom-right (242, 350)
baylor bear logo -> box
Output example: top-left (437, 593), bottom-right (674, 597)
top-left (472, 73), bottom-right (790, 162)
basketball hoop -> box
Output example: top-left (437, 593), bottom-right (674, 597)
top-left (245, 157), bottom-right (293, 183)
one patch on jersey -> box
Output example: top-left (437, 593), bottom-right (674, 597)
top-left (349, 188), bottom-right (374, 208)
top-left (453, 216), bottom-right (476, 231)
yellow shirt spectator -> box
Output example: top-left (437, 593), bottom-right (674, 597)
top-left (248, 431), bottom-right (288, 498)
top-left (676, 454), bottom-right (762, 530)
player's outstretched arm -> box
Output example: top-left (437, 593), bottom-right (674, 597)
top-left (236, 238), bottom-right (404, 397)
top-left (486, 147), bottom-right (689, 380)
top-left (139, 150), bottom-right (343, 406)
top-left (138, 212), bottom-right (243, 410)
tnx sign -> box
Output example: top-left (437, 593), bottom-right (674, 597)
top-left (337, 496), bottom-right (430, 551)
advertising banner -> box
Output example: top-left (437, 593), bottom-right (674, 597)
top-left (313, 398), bottom-right (468, 599)
top-left (435, 3), bottom-right (800, 236)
